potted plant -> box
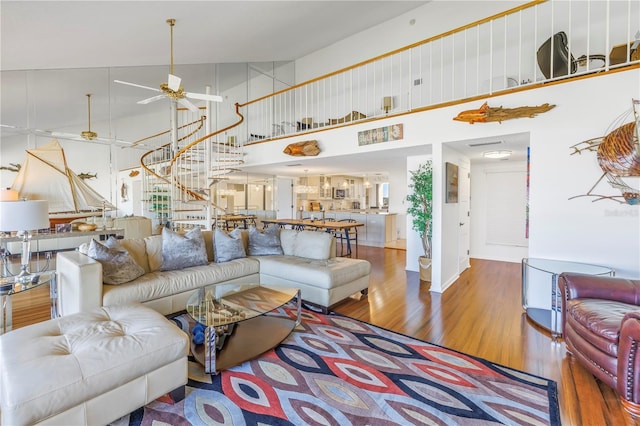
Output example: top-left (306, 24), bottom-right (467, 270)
top-left (406, 161), bottom-right (433, 281)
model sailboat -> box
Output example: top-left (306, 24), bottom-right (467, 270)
top-left (10, 140), bottom-right (115, 224)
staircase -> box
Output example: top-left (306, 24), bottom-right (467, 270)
top-left (140, 104), bottom-right (244, 231)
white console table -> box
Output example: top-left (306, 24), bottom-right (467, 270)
top-left (1, 228), bottom-right (124, 254)
top-left (1, 229), bottom-right (125, 276)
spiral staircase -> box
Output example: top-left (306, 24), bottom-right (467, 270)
top-left (139, 104), bottom-right (244, 230)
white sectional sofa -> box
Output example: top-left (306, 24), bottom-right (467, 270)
top-left (56, 228), bottom-right (371, 316)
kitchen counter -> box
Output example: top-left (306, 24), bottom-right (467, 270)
top-left (319, 212), bottom-right (397, 247)
top-left (321, 210), bottom-right (393, 215)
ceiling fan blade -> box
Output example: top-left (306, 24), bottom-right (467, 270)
top-left (168, 74), bottom-right (182, 91)
top-left (178, 98), bottom-right (200, 113)
top-left (138, 94), bottom-right (166, 105)
top-left (49, 131), bottom-right (85, 140)
top-left (185, 92), bottom-right (223, 102)
top-left (114, 80), bottom-right (161, 93)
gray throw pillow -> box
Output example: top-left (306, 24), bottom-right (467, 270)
top-left (214, 228), bottom-right (246, 262)
top-left (248, 225), bottom-right (283, 256)
top-left (87, 238), bottom-right (145, 285)
top-left (161, 227), bottom-right (209, 271)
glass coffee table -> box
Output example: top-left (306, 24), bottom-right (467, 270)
top-left (186, 283), bottom-right (301, 374)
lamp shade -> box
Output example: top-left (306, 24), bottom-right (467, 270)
top-left (0, 200), bottom-right (50, 232)
top-left (0, 189), bottom-right (19, 201)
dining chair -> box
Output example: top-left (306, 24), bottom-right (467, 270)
top-left (336, 219), bottom-right (358, 257)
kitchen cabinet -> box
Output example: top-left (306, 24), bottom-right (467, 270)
top-left (323, 211), bottom-right (397, 247)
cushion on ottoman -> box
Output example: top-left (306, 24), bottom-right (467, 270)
top-left (0, 303), bottom-right (188, 426)
top-left (258, 256), bottom-right (370, 290)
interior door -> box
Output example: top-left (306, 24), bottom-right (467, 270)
top-left (276, 177), bottom-right (293, 219)
top-left (458, 162), bottom-right (471, 272)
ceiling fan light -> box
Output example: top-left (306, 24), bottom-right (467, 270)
top-left (483, 150), bottom-right (512, 159)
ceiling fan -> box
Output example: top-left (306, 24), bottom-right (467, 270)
top-left (114, 18), bottom-right (222, 112)
top-left (0, 94), bottom-right (136, 147)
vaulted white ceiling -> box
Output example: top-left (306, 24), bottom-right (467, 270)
top-left (1, 0), bottom-right (531, 179)
top-left (1, 1), bottom-right (428, 71)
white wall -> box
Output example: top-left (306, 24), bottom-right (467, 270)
top-left (243, 68), bottom-right (640, 282)
top-left (527, 73), bottom-right (640, 277)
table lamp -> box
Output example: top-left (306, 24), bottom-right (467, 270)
top-left (0, 199), bottom-right (49, 282)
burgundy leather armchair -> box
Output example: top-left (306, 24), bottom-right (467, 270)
top-left (559, 272), bottom-right (640, 416)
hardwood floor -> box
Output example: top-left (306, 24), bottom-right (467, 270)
top-left (11, 245), bottom-right (639, 425)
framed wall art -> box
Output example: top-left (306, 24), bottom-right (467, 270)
top-left (446, 162), bottom-right (459, 203)
top-left (358, 123), bottom-right (403, 146)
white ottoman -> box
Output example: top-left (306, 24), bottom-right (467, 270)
top-left (0, 303), bottom-right (188, 426)
top-left (258, 256), bottom-right (371, 312)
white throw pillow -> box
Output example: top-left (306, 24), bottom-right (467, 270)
top-left (294, 230), bottom-right (332, 260)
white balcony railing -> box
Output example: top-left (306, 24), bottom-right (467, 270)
top-left (233, 0), bottom-right (639, 145)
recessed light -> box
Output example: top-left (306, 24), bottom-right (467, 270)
top-left (483, 150), bottom-right (512, 159)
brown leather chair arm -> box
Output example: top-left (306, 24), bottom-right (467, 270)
top-left (559, 273), bottom-right (640, 305)
top-left (617, 311), bottom-right (640, 405)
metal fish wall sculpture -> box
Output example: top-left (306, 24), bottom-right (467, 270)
top-left (0, 163), bottom-right (21, 172)
top-left (77, 172), bottom-right (97, 180)
top-left (570, 100), bottom-right (640, 205)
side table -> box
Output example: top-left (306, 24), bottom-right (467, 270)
top-left (0, 270), bottom-right (57, 334)
top-left (521, 258), bottom-right (614, 337)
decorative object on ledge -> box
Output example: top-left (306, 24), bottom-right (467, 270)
top-left (327, 111), bottom-right (366, 125)
top-left (128, 170), bottom-right (140, 177)
top-left (296, 118), bottom-right (327, 131)
top-left (537, 31), bottom-right (606, 79)
top-left (382, 96), bottom-right (393, 114)
top-left (358, 123), bottom-right (403, 146)
top-left (453, 102), bottom-right (555, 124)
top-left (77, 222), bottom-right (98, 232)
top-left (55, 223), bottom-right (72, 233)
top-left (569, 99), bottom-right (640, 205)
top-left (283, 140), bottom-right (320, 157)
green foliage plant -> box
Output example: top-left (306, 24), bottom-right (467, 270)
top-left (406, 161), bottom-right (433, 258)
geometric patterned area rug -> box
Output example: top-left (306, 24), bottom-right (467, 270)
top-left (112, 304), bottom-right (561, 426)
